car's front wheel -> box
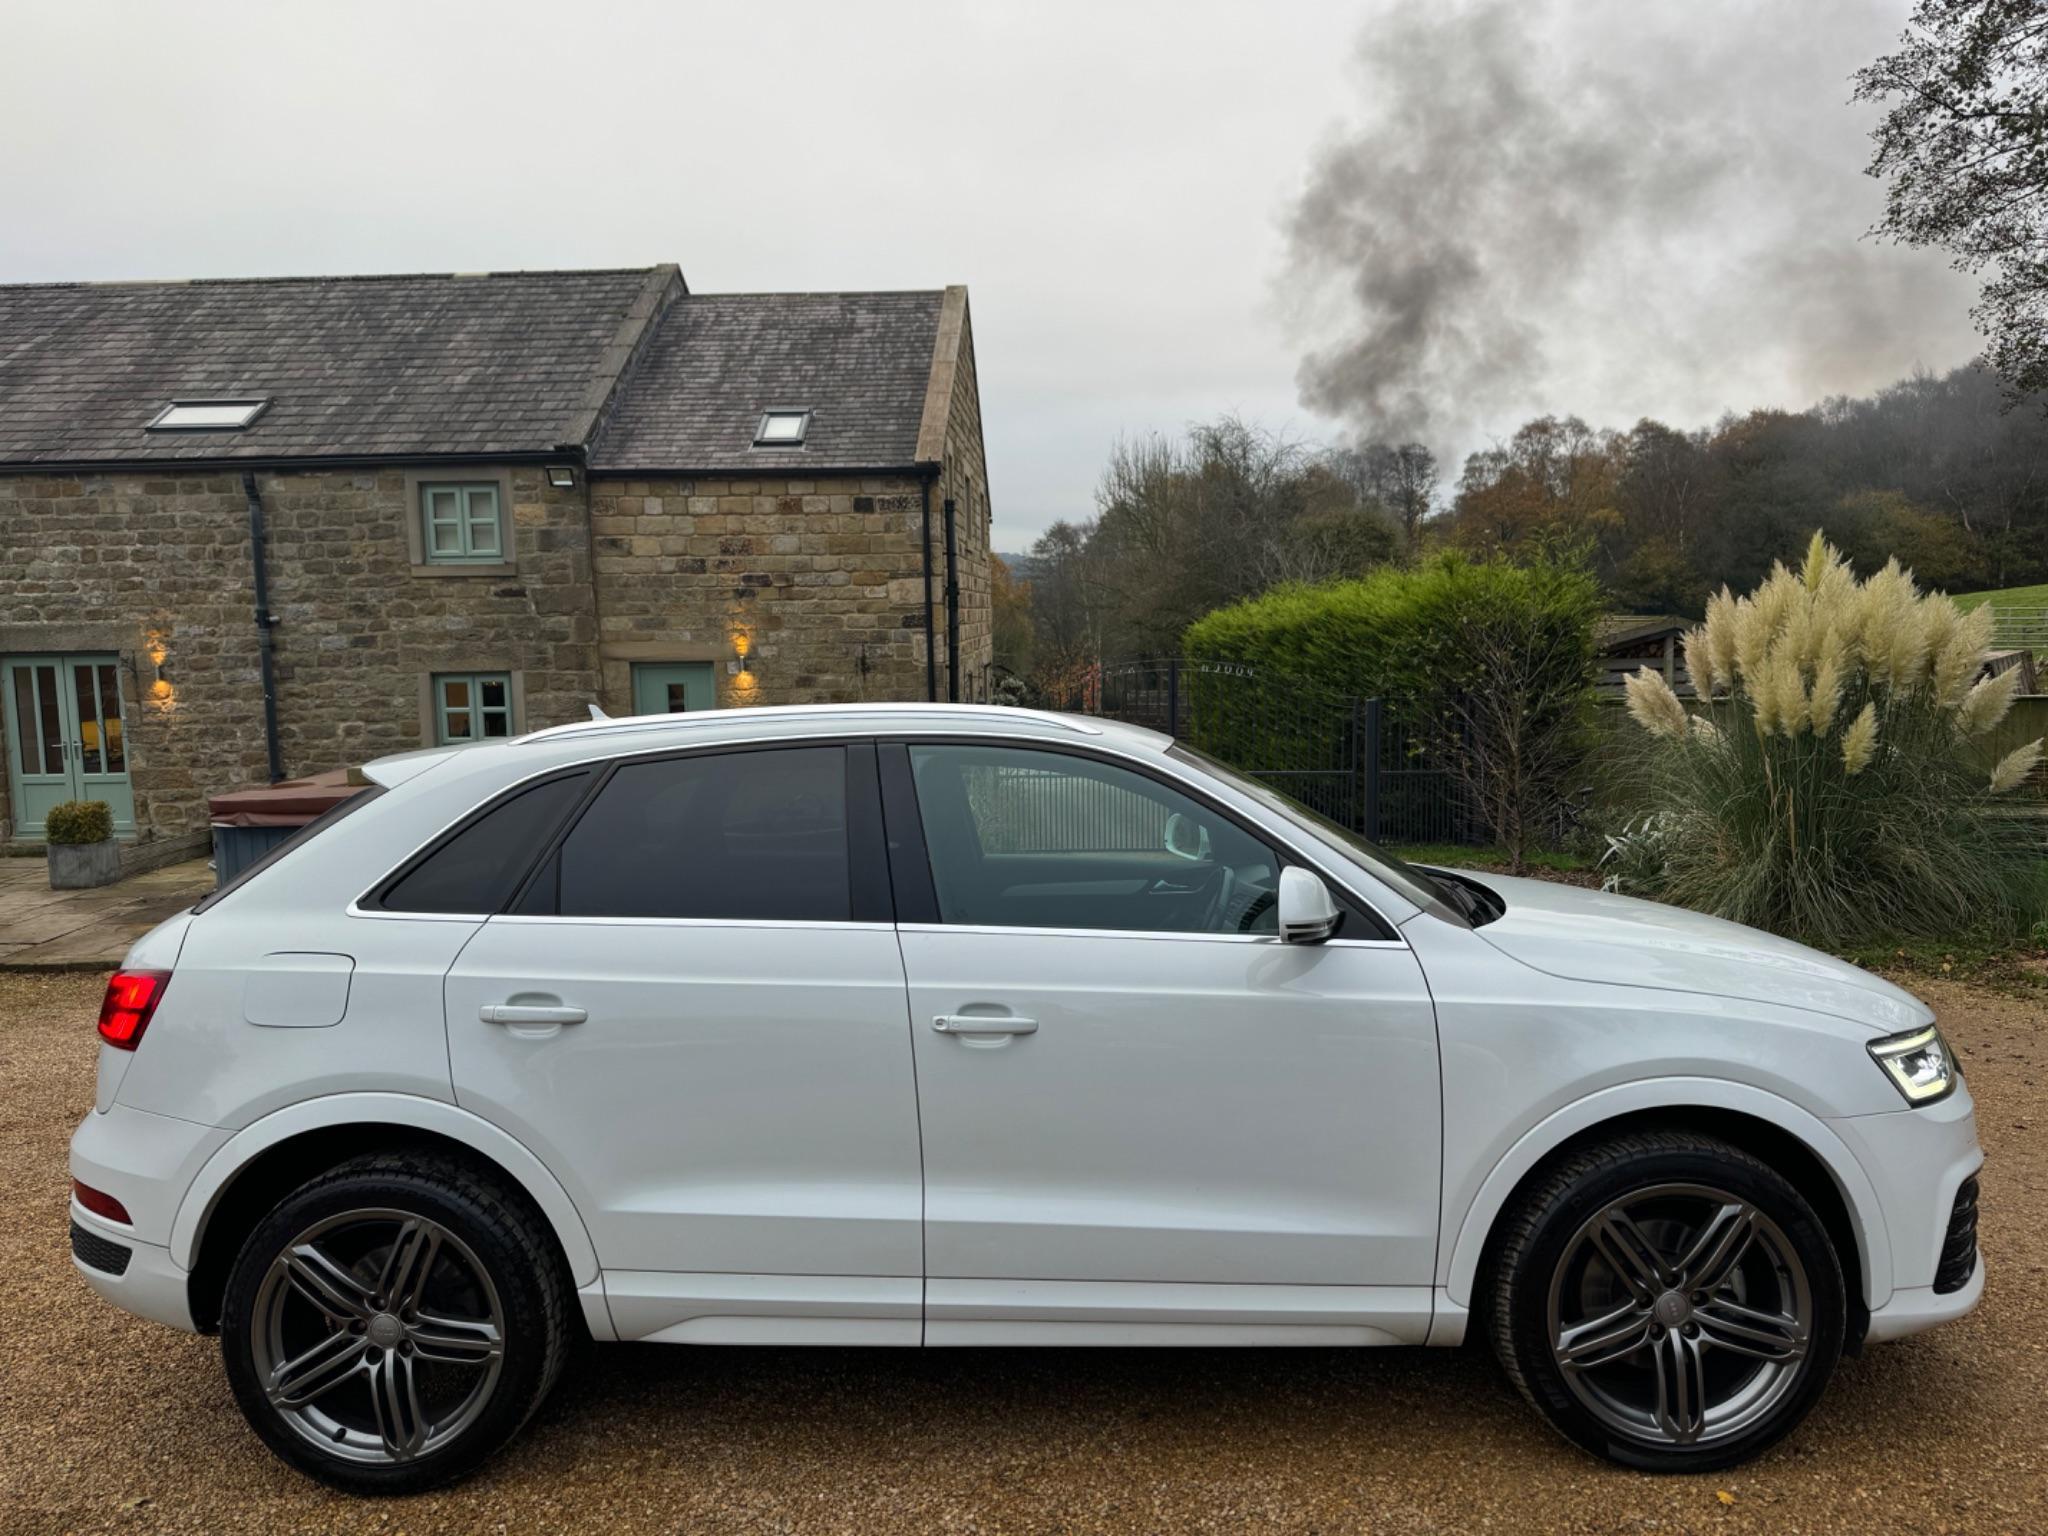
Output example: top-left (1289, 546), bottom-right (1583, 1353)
top-left (219, 1153), bottom-right (573, 1494)
top-left (1489, 1130), bottom-right (1845, 1472)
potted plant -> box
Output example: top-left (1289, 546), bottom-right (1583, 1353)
top-left (45, 800), bottom-right (121, 890)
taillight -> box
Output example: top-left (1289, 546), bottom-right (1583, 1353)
top-left (97, 969), bottom-right (170, 1050)
top-left (73, 1179), bottom-right (132, 1224)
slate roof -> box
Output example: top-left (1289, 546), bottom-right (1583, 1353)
top-left (591, 291), bottom-right (943, 472)
top-left (0, 270), bottom-right (950, 475)
top-left (0, 268), bottom-right (666, 466)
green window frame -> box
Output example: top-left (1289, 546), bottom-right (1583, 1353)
top-left (420, 483), bottom-right (505, 564)
top-left (434, 672), bottom-right (514, 744)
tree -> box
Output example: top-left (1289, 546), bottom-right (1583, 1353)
top-left (1329, 441), bottom-right (1439, 546)
top-left (1856, 2), bottom-right (2048, 397)
top-left (989, 553), bottom-right (1037, 678)
top-left (1023, 415), bottom-right (1399, 678)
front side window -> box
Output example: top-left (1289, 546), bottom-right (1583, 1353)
top-left (555, 747), bottom-right (850, 921)
top-left (421, 483), bottom-right (504, 563)
top-left (435, 672), bottom-right (513, 744)
top-left (907, 745), bottom-right (1279, 935)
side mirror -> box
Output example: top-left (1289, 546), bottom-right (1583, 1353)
top-left (1162, 811), bottom-right (1211, 863)
top-left (1277, 867), bottom-right (1340, 944)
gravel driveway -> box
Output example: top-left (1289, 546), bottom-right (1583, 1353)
top-left (3, 970), bottom-right (2041, 1535)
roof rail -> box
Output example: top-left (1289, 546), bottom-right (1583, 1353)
top-left (518, 701), bottom-right (1107, 746)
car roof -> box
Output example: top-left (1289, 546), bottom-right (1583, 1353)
top-left (364, 703), bottom-right (1168, 786)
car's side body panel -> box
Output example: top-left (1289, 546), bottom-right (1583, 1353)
top-left (901, 924), bottom-right (1441, 1292)
top-left (445, 916), bottom-right (924, 1283)
top-left (1405, 911), bottom-right (1932, 1312)
top-left (167, 1091), bottom-right (607, 1288)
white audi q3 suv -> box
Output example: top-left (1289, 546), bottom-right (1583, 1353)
top-left (67, 703), bottom-right (1983, 1492)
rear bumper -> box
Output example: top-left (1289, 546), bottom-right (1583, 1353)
top-left (69, 1101), bottom-right (224, 1334)
top-left (69, 1203), bottom-right (197, 1332)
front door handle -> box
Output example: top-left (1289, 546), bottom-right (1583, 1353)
top-left (480, 1003), bottom-right (587, 1026)
top-left (932, 1014), bottom-right (1037, 1036)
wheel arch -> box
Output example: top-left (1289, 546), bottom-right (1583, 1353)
top-left (1446, 1079), bottom-right (1890, 1329)
top-left (172, 1094), bottom-right (602, 1335)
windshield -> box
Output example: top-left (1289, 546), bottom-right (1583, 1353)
top-left (1166, 742), bottom-right (1452, 914)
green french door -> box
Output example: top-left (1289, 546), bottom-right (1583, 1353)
top-left (4, 655), bottom-right (137, 839)
top-left (631, 661), bottom-right (716, 715)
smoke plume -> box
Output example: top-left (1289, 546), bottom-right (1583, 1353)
top-left (1283, 0), bottom-right (1978, 458)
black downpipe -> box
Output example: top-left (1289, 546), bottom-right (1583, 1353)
top-left (241, 473), bottom-right (285, 783)
top-left (920, 481), bottom-right (938, 702)
top-left (943, 497), bottom-right (960, 703)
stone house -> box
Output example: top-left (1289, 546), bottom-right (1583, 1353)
top-left (0, 265), bottom-right (993, 863)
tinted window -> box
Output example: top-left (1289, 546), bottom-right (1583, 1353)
top-left (379, 771), bottom-right (592, 914)
top-left (908, 745), bottom-right (1279, 934)
top-left (557, 747), bottom-right (850, 921)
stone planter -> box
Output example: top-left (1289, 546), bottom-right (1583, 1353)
top-left (48, 838), bottom-right (123, 890)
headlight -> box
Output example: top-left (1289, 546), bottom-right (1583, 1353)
top-left (1868, 1024), bottom-right (1957, 1105)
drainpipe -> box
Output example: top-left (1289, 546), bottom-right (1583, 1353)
top-left (920, 480), bottom-right (938, 702)
top-left (242, 472), bottom-right (285, 783)
top-left (943, 497), bottom-right (960, 704)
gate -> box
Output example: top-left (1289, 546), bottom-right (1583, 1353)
top-left (1040, 657), bottom-right (1484, 847)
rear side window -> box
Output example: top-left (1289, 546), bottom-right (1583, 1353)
top-left (556, 747), bottom-right (849, 921)
top-left (378, 771), bottom-right (592, 914)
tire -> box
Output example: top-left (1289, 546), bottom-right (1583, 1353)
top-left (1488, 1130), bottom-right (1845, 1473)
top-left (219, 1152), bottom-right (574, 1495)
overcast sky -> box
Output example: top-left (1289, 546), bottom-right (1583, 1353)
top-left (1, 0), bottom-right (1983, 549)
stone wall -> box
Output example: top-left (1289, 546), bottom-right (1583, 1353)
top-left (0, 465), bottom-right (598, 848)
top-left (933, 306), bottom-right (995, 698)
top-left (587, 473), bottom-right (934, 707)
top-left (2, 441), bottom-right (995, 850)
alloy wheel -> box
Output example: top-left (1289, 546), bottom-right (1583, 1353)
top-left (249, 1207), bottom-right (506, 1465)
top-left (1546, 1182), bottom-right (1813, 1448)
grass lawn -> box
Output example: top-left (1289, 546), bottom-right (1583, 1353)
top-left (1952, 580), bottom-right (2048, 610)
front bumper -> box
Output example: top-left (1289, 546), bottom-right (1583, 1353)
top-left (1828, 1080), bottom-right (1984, 1328)
top-left (1864, 1255), bottom-right (1984, 1343)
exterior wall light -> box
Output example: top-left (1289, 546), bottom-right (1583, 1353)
top-left (146, 634), bottom-right (173, 699)
top-left (545, 465), bottom-right (577, 489)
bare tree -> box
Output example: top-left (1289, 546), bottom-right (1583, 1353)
top-left (1857, 1), bottom-right (2048, 399)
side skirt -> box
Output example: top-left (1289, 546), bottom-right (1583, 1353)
top-left (603, 1272), bottom-right (921, 1345)
top-left (924, 1279), bottom-right (1434, 1346)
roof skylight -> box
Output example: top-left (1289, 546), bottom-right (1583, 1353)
top-left (147, 399), bottom-right (270, 431)
top-left (754, 409), bottom-right (810, 446)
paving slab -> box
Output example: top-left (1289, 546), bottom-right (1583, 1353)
top-left (0, 855), bottom-right (214, 971)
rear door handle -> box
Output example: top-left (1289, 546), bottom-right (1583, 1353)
top-left (480, 1003), bottom-right (587, 1026)
top-left (932, 1014), bottom-right (1037, 1036)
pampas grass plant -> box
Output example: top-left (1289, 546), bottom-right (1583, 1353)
top-left (1617, 534), bottom-right (2045, 945)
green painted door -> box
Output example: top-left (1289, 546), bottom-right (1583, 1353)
top-left (3, 654), bottom-right (138, 839)
top-left (631, 662), bottom-right (716, 716)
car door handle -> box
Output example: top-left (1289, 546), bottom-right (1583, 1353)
top-left (479, 1003), bottom-right (587, 1026)
top-left (932, 1014), bottom-right (1037, 1036)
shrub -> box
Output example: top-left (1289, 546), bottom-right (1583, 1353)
top-left (45, 800), bottom-right (114, 845)
top-left (1617, 534), bottom-right (2045, 945)
top-left (1184, 553), bottom-right (1604, 868)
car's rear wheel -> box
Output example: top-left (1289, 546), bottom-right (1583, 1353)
top-left (220, 1153), bottom-right (572, 1494)
top-left (1488, 1130), bottom-right (1844, 1472)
